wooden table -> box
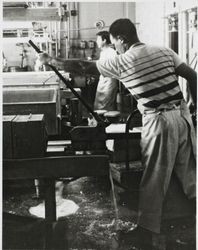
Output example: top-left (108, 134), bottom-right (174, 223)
top-left (3, 155), bottom-right (109, 249)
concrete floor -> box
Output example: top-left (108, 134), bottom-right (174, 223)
top-left (3, 176), bottom-right (196, 250)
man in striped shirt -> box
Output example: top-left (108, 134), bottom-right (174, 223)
top-left (96, 19), bottom-right (196, 239)
top-left (38, 18), bottom-right (196, 243)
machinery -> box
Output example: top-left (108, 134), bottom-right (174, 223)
top-left (3, 40), bottom-right (142, 249)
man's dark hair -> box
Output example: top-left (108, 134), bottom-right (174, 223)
top-left (96, 31), bottom-right (111, 44)
top-left (109, 18), bottom-right (138, 44)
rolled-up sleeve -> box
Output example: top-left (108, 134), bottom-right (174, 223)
top-left (96, 56), bottom-right (121, 79)
top-left (168, 48), bottom-right (183, 68)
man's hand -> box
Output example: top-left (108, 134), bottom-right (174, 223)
top-left (38, 52), bottom-right (52, 65)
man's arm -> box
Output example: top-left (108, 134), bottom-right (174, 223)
top-left (62, 59), bottom-right (100, 76)
top-left (175, 63), bottom-right (197, 106)
top-left (39, 53), bottom-right (100, 76)
top-left (82, 61), bottom-right (100, 76)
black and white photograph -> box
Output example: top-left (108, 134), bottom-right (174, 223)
top-left (2, 1), bottom-right (197, 249)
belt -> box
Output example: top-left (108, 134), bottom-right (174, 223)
top-left (157, 102), bottom-right (181, 112)
top-left (143, 101), bottom-right (181, 114)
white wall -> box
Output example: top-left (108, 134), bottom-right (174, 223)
top-left (3, 2), bottom-right (169, 66)
top-left (3, 39), bottom-right (37, 69)
top-left (78, 2), bottom-right (136, 40)
top-left (135, 2), bottom-right (166, 46)
top-left (66, 2), bottom-right (136, 58)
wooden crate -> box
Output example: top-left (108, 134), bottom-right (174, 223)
top-left (3, 115), bottom-right (16, 159)
top-left (110, 161), bottom-right (143, 190)
top-left (12, 114), bottom-right (47, 159)
top-left (108, 138), bottom-right (141, 162)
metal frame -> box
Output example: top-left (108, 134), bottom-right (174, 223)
top-left (125, 109), bottom-right (140, 171)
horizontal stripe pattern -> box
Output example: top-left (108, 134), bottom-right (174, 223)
top-left (128, 75), bottom-right (178, 94)
top-left (120, 46), bottom-right (171, 71)
top-left (121, 54), bottom-right (172, 76)
top-left (124, 65), bottom-right (174, 84)
top-left (133, 80), bottom-right (179, 99)
top-left (143, 92), bottom-right (183, 108)
top-left (117, 45), bottom-right (183, 108)
top-left (134, 85), bottom-right (181, 104)
top-left (127, 72), bottom-right (176, 89)
top-left (120, 59), bottom-right (174, 81)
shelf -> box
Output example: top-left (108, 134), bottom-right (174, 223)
top-left (2, 37), bottom-right (52, 44)
top-left (3, 7), bottom-right (63, 21)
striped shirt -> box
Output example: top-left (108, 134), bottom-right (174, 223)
top-left (96, 44), bottom-right (184, 112)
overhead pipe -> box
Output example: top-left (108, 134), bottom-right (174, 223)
top-left (67, 2), bottom-right (71, 59)
top-left (74, 2), bottom-right (79, 40)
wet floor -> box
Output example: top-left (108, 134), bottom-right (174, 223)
top-left (3, 177), bottom-right (196, 250)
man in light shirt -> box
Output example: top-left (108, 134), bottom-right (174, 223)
top-left (94, 31), bottom-right (118, 111)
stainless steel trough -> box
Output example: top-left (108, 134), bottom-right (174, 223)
top-left (3, 87), bottom-right (60, 135)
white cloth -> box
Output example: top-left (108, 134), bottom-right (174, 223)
top-left (94, 47), bottom-right (118, 111)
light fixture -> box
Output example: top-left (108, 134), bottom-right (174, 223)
top-left (168, 15), bottom-right (178, 32)
top-left (94, 20), bottom-right (105, 30)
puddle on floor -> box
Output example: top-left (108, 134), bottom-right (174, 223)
top-left (3, 177), bottom-right (196, 250)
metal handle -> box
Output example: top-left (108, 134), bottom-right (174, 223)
top-left (29, 40), bottom-right (42, 53)
top-left (29, 40), bottom-right (107, 126)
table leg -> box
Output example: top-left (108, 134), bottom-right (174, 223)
top-left (44, 179), bottom-right (56, 250)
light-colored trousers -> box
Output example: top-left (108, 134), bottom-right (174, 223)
top-left (94, 76), bottom-right (118, 111)
top-left (137, 101), bottom-right (196, 233)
